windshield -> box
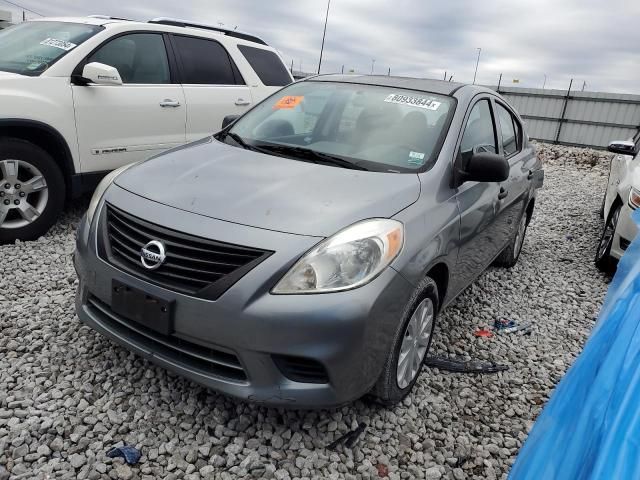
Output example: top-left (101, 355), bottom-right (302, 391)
top-left (226, 81), bottom-right (455, 173)
top-left (0, 21), bottom-right (103, 76)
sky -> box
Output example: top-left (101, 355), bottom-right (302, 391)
top-left (1, 0), bottom-right (639, 94)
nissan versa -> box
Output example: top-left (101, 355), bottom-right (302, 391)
top-left (74, 75), bottom-right (543, 407)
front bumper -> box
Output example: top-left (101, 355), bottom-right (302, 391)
top-left (611, 203), bottom-right (639, 260)
top-left (74, 187), bottom-right (415, 408)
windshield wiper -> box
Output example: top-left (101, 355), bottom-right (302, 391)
top-left (223, 131), bottom-right (251, 150)
top-left (254, 144), bottom-right (369, 171)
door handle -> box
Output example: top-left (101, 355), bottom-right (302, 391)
top-left (235, 98), bottom-right (251, 106)
top-left (159, 99), bottom-right (181, 108)
top-left (527, 170), bottom-right (534, 180)
top-left (498, 187), bottom-right (509, 200)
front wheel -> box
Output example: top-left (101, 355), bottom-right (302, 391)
top-left (0, 139), bottom-right (65, 244)
top-left (369, 277), bottom-right (439, 405)
top-left (595, 204), bottom-right (621, 273)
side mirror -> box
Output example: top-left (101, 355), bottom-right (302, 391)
top-left (460, 152), bottom-right (510, 183)
top-left (222, 115), bottom-right (240, 129)
top-left (608, 140), bottom-right (637, 156)
top-left (80, 62), bottom-right (123, 85)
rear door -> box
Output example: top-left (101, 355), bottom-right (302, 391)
top-left (169, 34), bottom-right (252, 140)
top-left (72, 32), bottom-right (186, 171)
top-left (493, 100), bottom-right (531, 238)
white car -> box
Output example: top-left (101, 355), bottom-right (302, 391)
top-left (596, 132), bottom-right (640, 272)
top-left (0, 16), bottom-right (292, 243)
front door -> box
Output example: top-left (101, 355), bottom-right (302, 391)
top-left (72, 33), bottom-right (186, 172)
top-left (169, 35), bottom-right (253, 141)
top-left (452, 98), bottom-right (508, 292)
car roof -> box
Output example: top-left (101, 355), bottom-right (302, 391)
top-left (308, 74), bottom-right (468, 96)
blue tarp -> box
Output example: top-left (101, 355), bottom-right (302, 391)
top-left (510, 210), bottom-right (640, 480)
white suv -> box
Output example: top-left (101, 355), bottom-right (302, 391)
top-left (0, 16), bottom-right (293, 243)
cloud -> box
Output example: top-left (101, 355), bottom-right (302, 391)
top-left (1, 0), bottom-right (639, 93)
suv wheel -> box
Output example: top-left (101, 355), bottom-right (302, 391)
top-left (369, 277), bottom-right (439, 405)
top-left (595, 204), bottom-right (621, 273)
top-left (0, 139), bottom-right (65, 244)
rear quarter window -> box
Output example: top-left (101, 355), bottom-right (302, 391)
top-left (237, 45), bottom-right (291, 86)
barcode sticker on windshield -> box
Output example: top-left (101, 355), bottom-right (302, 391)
top-left (40, 38), bottom-right (77, 51)
top-left (384, 94), bottom-right (441, 110)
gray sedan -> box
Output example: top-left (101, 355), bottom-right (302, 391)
top-left (74, 75), bottom-right (543, 407)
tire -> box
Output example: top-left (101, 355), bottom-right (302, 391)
top-left (0, 138), bottom-right (65, 244)
top-left (369, 277), bottom-right (439, 405)
top-left (595, 203), bottom-right (621, 273)
top-left (494, 210), bottom-right (529, 268)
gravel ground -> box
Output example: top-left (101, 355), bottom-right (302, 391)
top-left (0, 144), bottom-right (612, 480)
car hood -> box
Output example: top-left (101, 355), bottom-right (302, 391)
top-left (115, 137), bottom-right (421, 237)
top-left (0, 71), bottom-right (24, 79)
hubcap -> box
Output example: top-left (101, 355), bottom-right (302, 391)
top-left (597, 208), bottom-right (620, 260)
top-left (0, 159), bottom-right (48, 229)
top-left (513, 214), bottom-right (527, 259)
top-left (396, 297), bottom-right (434, 389)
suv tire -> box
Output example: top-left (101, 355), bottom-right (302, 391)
top-left (369, 277), bottom-right (439, 405)
top-left (0, 138), bottom-right (65, 244)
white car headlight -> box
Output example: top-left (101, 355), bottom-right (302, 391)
top-left (86, 163), bottom-right (137, 226)
top-left (629, 187), bottom-right (640, 210)
top-left (273, 219), bottom-right (404, 294)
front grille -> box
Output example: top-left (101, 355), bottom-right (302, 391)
top-left (273, 355), bottom-right (329, 384)
top-left (101, 204), bottom-right (272, 299)
top-left (87, 295), bottom-right (247, 382)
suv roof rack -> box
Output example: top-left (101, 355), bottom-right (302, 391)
top-left (148, 17), bottom-right (268, 46)
top-left (88, 15), bottom-right (133, 21)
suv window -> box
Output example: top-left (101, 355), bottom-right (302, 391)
top-left (460, 99), bottom-right (496, 161)
top-left (496, 103), bottom-right (519, 156)
top-left (237, 45), bottom-right (291, 86)
top-left (173, 36), bottom-right (241, 85)
top-left (88, 33), bottom-right (170, 84)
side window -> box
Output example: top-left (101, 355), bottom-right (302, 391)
top-left (173, 36), bottom-right (241, 85)
top-left (496, 103), bottom-right (519, 156)
top-left (237, 45), bottom-right (291, 86)
top-left (88, 34), bottom-right (170, 84)
top-left (460, 99), bottom-right (497, 162)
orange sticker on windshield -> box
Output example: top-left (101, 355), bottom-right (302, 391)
top-left (273, 95), bottom-right (304, 110)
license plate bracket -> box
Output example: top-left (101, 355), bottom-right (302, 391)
top-left (111, 279), bottom-right (174, 335)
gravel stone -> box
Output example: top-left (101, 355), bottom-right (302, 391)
top-left (0, 144), bottom-right (611, 479)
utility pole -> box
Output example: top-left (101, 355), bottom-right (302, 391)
top-left (582, 81), bottom-right (586, 91)
top-left (444, 71), bottom-right (447, 81)
top-left (543, 74), bottom-right (547, 89)
top-left (290, 59), bottom-right (294, 75)
top-left (341, 65), bottom-right (344, 74)
top-left (23, 10), bottom-right (26, 21)
top-left (497, 73), bottom-right (502, 92)
top-left (371, 59), bottom-right (375, 75)
top-left (473, 48), bottom-right (481, 84)
top-left (387, 67), bottom-right (391, 76)
top-left (317, 0), bottom-right (331, 74)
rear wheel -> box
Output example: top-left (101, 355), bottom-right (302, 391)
top-left (494, 210), bottom-right (529, 268)
top-left (0, 139), bottom-right (65, 244)
top-left (595, 204), bottom-right (621, 273)
top-left (369, 277), bottom-right (438, 405)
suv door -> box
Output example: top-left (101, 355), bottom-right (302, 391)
top-left (452, 98), bottom-right (506, 291)
top-left (72, 33), bottom-right (186, 172)
top-left (169, 35), bottom-right (252, 141)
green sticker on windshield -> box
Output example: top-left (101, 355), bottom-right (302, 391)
top-left (408, 151), bottom-right (426, 166)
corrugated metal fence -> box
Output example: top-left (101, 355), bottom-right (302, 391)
top-left (493, 84), bottom-right (640, 149)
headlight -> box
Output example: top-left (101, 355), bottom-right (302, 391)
top-left (629, 187), bottom-right (640, 210)
top-left (86, 163), bottom-right (137, 226)
top-left (273, 219), bottom-right (404, 294)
